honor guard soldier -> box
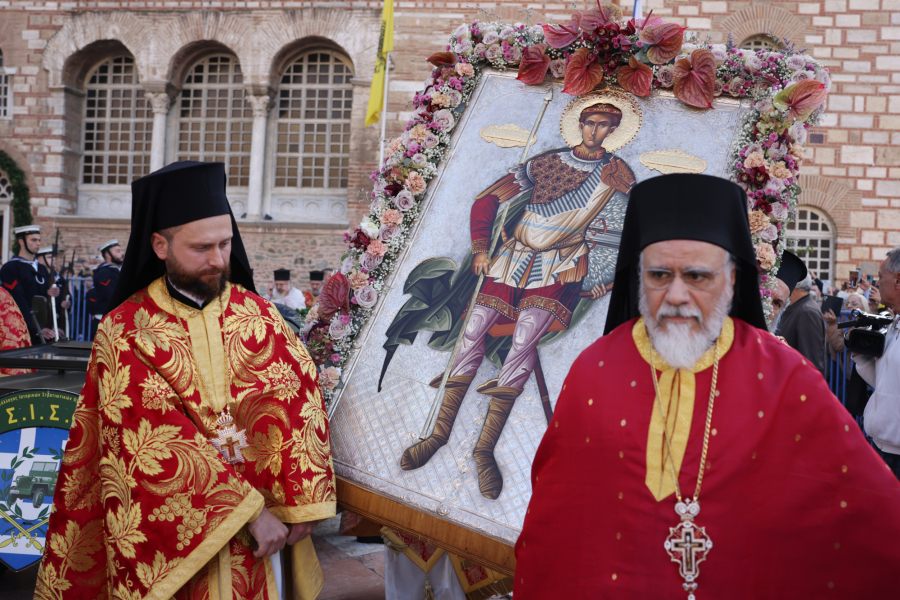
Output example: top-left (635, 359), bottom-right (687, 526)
top-left (37, 246), bottom-right (73, 332)
top-left (87, 239), bottom-right (123, 338)
top-left (0, 225), bottom-right (58, 344)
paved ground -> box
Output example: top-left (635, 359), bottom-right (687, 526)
top-left (1, 516), bottom-right (388, 600)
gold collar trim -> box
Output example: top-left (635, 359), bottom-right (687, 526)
top-left (148, 276), bottom-right (231, 319)
top-left (633, 316), bottom-right (735, 374)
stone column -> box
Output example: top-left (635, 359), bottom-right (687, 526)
top-left (145, 92), bottom-right (171, 172)
top-left (246, 94), bottom-right (271, 220)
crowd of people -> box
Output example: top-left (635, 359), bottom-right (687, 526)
top-left (0, 222), bottom-right (331, 347)
top-left (3, 163), bottom-right (899, 598)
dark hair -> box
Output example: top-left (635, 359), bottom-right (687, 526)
top-left (579, 107), bottom-right (622, 128)
top-left (157, 225), bottom-right (182, 243)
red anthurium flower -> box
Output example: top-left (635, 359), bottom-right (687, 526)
top-left (639, 22), bottom-right (686, 64)
top-left (517, 44), bottom-right (551, 85)
top-left (563, 48), bottom-right (606, 96)
top-left (673, 49), bottom-right (717, 109)
top-left (617, 55), bottom-right (654, 96)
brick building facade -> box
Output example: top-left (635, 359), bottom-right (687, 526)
top-left (0, 0), bottom-right (897, 291)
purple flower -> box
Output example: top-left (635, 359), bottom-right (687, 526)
top-left (355, 285), bottom-right (379, 309)
top-left (330, 353), bottom-right (341, 362)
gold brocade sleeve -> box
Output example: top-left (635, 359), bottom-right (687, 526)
top-left (632, 317), bottom-right (735, 501)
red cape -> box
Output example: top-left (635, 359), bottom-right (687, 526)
top-left (514, 317), bottom-right (900, 598)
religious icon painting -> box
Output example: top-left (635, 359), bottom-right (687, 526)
top-left (0, 389), bottom-right (78, 571)
top-left (328, 69), bottom-right (752, 546)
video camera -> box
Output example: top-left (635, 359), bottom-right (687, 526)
top-left (837, 309), bottom-right (895, 357)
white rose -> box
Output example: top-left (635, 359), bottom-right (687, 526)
top-left (758, 224), bottom-right (779, 242)
top-left (447, 89), bottom-right (463, 107)
top-left (815, 69), bottom-right (832, 92)
top-left (500, 27), bottom-right (516, 40)
top-left (485, 44), bottom-right (504, 61)
top-left (453, 23), bottom-right (470, 38)
top-left (482, 31), bottom-right (500, 45)
top-left (743, 53), bottom-right (762, 71)
top-left (360, 219), bottom-right (380, 239)
top-left (789, 122), bottom-right (808, 145)
top-left (528, 25), bottom-right (544, 40)
top-left (454, 38), bottom-right (473, 55)
top-left (786, 55), bottom-right (806, 71)
top-left (341, 256), bottom-right (354, 275)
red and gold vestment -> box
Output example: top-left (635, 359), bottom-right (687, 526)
top-left (514, 317), bottom-right (900, 598)
top-left (0, 286), bottom-right (32, 376)
top-left (35, 277), bottom-right (336, 600)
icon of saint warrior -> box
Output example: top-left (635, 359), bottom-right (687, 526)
top-left (381, 91), bottom-right (641, 500)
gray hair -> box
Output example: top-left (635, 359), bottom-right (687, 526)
top-left (795, 276), bottom-right (814, 293)
top-left (886, 247), bottom-right (900, 274)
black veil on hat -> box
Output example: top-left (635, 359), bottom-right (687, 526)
top-left (108, 161), bottom-right (257, 311)
top-left (775, 250), bottom-right (808, 294)
top-left (604, 173), bottom-right (767, 334)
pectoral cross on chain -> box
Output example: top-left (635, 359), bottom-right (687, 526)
top-left (664, 500), bottom-right (713, 600)
top-left (209, 407), bottom-right (249, 465)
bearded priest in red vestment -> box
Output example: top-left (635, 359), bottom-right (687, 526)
top-left (514, 174), bottom-right (900, 599)
top-left (0, 285), bottom-right (33, 376)
top-left (35, 162), bottom-right (336, 600)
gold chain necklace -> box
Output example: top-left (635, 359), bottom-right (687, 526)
top-left (648, 327), bottom-right (719, 600)
top-left (163, 280), bottom-right (248, 465)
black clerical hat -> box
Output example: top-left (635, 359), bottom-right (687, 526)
top-left (107, 161), bottom-right (257, 311)
top-left (309, 270), bottom-right (325, 281)
top-left (604, 174), bottom-right (767, 334)
top-left (775, 250), bottom-right (807, 294)
top-left (274, 269), bottom-right (291, 281)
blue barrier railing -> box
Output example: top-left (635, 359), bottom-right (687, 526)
top-left (63, 277), bottom-right (94, 342)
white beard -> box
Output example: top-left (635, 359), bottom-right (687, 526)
top-left (639, 282), bottom-right (733, 370)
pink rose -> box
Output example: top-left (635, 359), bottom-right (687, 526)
top-left (786, 55), bottom-right (806, 71)
top-left (447, 89), bottom-right (463, 107)
top-left (329, 317), bottom-right (351, 340)
top-left (367, 239), bottom-right (387, 257)
top-left (394, 190), bottom-right (415, 211)
top-left (549, 59), bottom-right (566, 79)
top-left (815, 69), bottom-right (832, 92)
top-left (485, 44), bottom-right (503, 61)
top-left (380, 209), bottom-right (403, 226)
top-left (405, 171), bottom-right (427, 195)
top-left (790, 70), bottom-right (814, 83)
top-left (359, 251), bottom-right (383, 272)
top-left (355, 285), bottom-right (378, 309)
top-left (380, 224), bottom-right (401, 242)
top-left (482, 31), bottom-right (500, 45)
top-left (758, 224), bottom-right (779, 242)
top-left (657, 65), bottom-right (675, 88)
top-left (504, 45), bottom-right (522, 65)
top-left (422, 132), bottom-right (439, 149)
top-left (432, 109), bottom-right (455, 132)
top-left (713, 79), bottom-right (724, 97)
top-left (456, 62), bottom-right (475, 77)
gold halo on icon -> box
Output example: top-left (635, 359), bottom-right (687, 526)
top-left (559, 88), bottom-right (643, 153)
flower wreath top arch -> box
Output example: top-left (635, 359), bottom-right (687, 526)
top-left (306, 3), bottom-right (829, 401)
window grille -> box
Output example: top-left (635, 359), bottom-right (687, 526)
top-left (82, 56), bottom-right (152, 184)
top-left (177, 55), bottom-right (252, 187)
top-left (740, 34), bottom-right (784, 52)
top-left (274, 51), bottom-right (353, 189)
top-left (0, 51), bottom-right (9, 119)
top-left (786, 207), bottom-right (835, 282)
top-left (0, 170), bottom-right (12, 202)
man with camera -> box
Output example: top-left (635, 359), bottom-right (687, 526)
top-left (853, 246), bottom-right (900, 479)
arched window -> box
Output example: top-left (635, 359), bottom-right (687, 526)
top-left (786, 206), bottom-right (835, 283)
top-left (177, 55), bottom-right (252, 188)
top-left (0, 50), bottom-right (10, 119)
top-left (82, 56), bottom-right (152, 184)
top-left (740, 34), bottom-right (785, 52)
top-left (274, 51), bottom-right (353, 190)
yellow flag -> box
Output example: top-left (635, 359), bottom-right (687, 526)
top-left (365, 0), bottom-right (395, 127)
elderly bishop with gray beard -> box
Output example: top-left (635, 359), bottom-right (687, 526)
top-left (513, 174), bottom-right (900, 599)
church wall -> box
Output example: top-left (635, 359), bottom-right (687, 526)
top-left (0, 0), bottom-right (897, 291)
